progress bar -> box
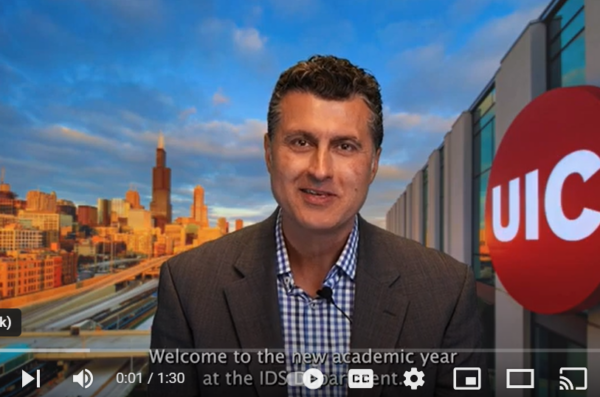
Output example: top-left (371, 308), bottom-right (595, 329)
top-left (0, 349), bottom-right (92, 353)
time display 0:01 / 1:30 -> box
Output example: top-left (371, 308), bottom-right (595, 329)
top-left (115, 372), bottom-right (186, 384)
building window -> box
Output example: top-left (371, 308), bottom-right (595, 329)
top-left (472, 87), bottom-right (495, 285)
top-left (547, 0), bottom-right (586, 89)
top-left (439, 145), bottom-right (444, 252)
top-left (422, 166), bottom-right (428, 246)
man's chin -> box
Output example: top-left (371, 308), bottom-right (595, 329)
top-left (295, 215), bottom-right (347, 233)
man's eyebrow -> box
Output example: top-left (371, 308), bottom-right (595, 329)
top-left (284, 129), bottom-right (317, 140)
top-left (284, 130), bottom-right (363, 146)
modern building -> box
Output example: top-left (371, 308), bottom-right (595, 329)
top-left (190, 185), bottom-right (205, 224)
top-left (97, 198), bottom-right (112, 227)
top-left (60, 250), bottom-right (78, 286)
top-left (0, 224), bottom-right (44, 252)
top-left (128, 209), bottom-right (153, 231)
top-left (0, 169), bottom-right (18, 216)
top-left (385, 0), bottom-right (598, 395)
top-left (111, 198), bottom-right (130, 218)
top-left (0, 252), bottom-right (60, 298)
top-left (235, 219), bottom-right (243, 231)
top-left (202, 204), bottom-right (209, 228)
top-left (18, 212), bottom-right (60, 232)
top-left (125, 187), bottom-right (143, 210)
top-left (77, 205), bottom-right (98, 227)
top-left (217, 217), bottom-right (227, 235)
top-left (56, 199), bottom-right (77, 220)
top-left (0, 214), bottom-right (18, 228)
top-left (164, 223), bottom-right (185, 254)
top-left (150, 131), bottom-right (172, 231)
top-left (26, 190), bottom-right (57, 213)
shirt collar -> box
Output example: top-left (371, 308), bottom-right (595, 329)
top-left (275, 208), bottom-right (359, 280)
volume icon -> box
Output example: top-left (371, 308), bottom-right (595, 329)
top-left (73, 368), bottom-right (94, 388)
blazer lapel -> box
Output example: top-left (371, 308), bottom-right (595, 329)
top-left (349, 217), bottom-right (411, 397)
top-left (223, 210), bottom-right (287, 397)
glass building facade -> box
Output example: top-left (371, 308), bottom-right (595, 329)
top-left (532, 2), bottom-right (589, 395)
top-left (438, 145), bottom-right (444, 252)
top-left (548, 0), bottom-right (586, 88)
top-left (471, 87), bottom-right (495, 286)
top-left (422, 166), bottom-right (428, 246)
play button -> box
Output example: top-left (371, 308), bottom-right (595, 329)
top-left (22, 370), bottom-right (40, 388)
top-left (302, 368), bottom-right (324, 389)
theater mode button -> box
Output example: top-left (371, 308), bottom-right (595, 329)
top-left (303, 368), bottom-right (324, 389)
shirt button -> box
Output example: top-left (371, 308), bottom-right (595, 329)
top-left (310, 302), bottom-right (317, 309)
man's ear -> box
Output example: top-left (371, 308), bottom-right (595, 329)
top-left (370, 147), bottom-right (381, 184)
top-left (264, 133), bottom-right (272, 173)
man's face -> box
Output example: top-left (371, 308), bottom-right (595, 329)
top-left (264, 91), bottom-right (381, 232)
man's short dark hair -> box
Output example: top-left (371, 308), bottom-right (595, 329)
top-left (267, 55), bottom-right (384, 150)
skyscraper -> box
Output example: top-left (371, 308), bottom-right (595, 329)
top-left (150, 132), bottom-right (172, 231)
top-left (190, 185), bottom-right (204, 224)
top-left (97, 198), bottom-right (111, 226)
top-left (217, 217), bottom-right (227, 235)
top-left (0, 168), bottom-right (17, 215)
top-left (202, 204), bottom-right (209, 228)
top-left (235, 219), bottom-right (243, 231)
top-left (125, 185), bottom-right (143, 210)
top-left (26, 190), bottom-right (57, 212)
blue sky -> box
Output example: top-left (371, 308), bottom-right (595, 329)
top-left (0, 0), bottom-right (549, 227)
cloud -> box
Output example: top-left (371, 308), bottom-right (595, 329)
top-left (385, 110), bottom-right (454, 134)
top-left (198, 18), bottom-right (268, 56)
top-left (212, 88), bottom-right (230, 105)
top-left (376, 164), bottom-right (415, 182)
top-left (179, 107), bottom-right (197, 120)
top-left (41, 125), bottom-right (117, 151)
top-left (386, 5), bottom-right (545, 113)
top-left (233, 27), bottom-right (267, 52)
top-left (126, 119), bottom-right (267, 160)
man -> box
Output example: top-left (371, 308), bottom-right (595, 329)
top-left (149, 55), bottom-right (490, 397)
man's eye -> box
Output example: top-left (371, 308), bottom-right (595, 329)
top-left (340, 143), bottom-right (356, 151)
top-left (293, 139), bottom-right (308, 146)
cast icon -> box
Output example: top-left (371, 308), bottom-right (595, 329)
top-left (559, 367), bottom-right (587, 391)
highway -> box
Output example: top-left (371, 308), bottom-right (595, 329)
top-left (135, 314), bottom-right (154, 331)
top-left (0, 256), bottom-right (169, 396)
top-left (44, 279), bottom-right (158, 330)
top-left (21, 257), bottom-right (167, 330)
top-left (1, 256), bottom-right (168, 312)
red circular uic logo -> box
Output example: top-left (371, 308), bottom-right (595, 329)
top-left (485, 86), bottom-right (600, 314)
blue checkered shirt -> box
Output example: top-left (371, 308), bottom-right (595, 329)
top-left (275, 209), bottom-right (358, 397)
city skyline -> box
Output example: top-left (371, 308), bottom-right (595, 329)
top-left (0, 0), bottom-right (549, 228)
top-left (0, 140), bottom-right (244, 228)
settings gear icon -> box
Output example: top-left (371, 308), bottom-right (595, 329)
top-left (403, 367), bottom-right (425, 390)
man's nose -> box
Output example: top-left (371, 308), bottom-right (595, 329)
top-left (308, 147), bottom-right (333, 180)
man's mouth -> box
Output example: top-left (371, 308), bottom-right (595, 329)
top-left (300, 188), bottom-right (334, 197)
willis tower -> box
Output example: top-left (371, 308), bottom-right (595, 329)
top-left (150, 132), bottom-right (172, 231)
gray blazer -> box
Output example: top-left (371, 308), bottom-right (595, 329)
top-left (149, 209), bottom-right (491, 397)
